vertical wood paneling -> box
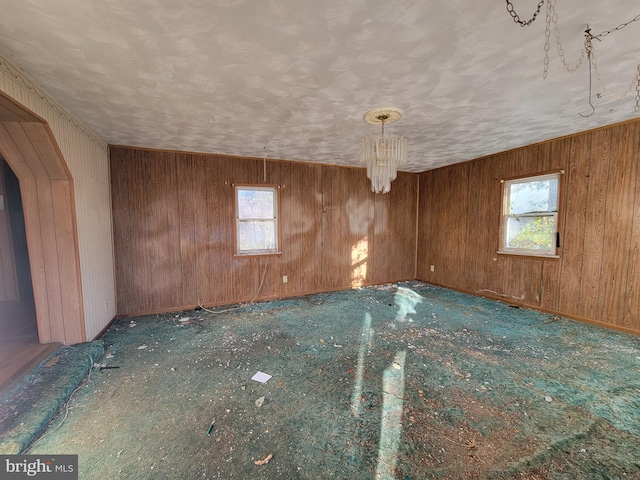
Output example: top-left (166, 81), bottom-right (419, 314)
top-left (19, 175), bottom-right (52, 340)
top-left (300, 163), bottom-right (323, 292)
top-left (578, 129), bottom-right (610, 319)
top-left (420, 166), bottom-right (445, 285)
top-left (475, 155), bottom-right (502, 296)
top-left (51, 179), bottom-right (85, 342)
top-left (146, 152), bottom-right (171, 308)
top-left (373, 172), bottom-right (416, 283)
top-left (111, 152), bottom-right (133, 314)
top-left (624, 123), bottom-right (640, 330)
top-left (206, 154), bottom-right (221, 303)
top-left (462, 160), bottom-right (482, 292)
top-left (559, 136), bottom-right (589, 315)
top-left (598, 123), bottom-right (637, 326)
top-left (341, 168), bottom-right (371, 287)
top-left (320, 165), bottom-right (349, 290)
top-left (35, 177), bottom-right (65, 342)
top-left (279, 162), bottom-right (299, 296)
top-left (417, 119), bottom-right (640, 334)
top-left (129, 152), bottom-right (152, 312)
top-left (110, 148), bottom-right (417, 316)
top-left (415, 170), bottom-right (432, 281)
top-left (192, 155), bottom-right (212, 305)
top-left (3, 124), bottom-right (49, 178)
top-left (217, 156), bottom-right (236, 301)
top-left (177, 155), bottom-right (196, 306)
top-left (426, 163), bottom-right (469, 288)
top-left (165, 154), bottom-right (182, 308)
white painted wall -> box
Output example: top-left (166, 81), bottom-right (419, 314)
top-left (0, 54), bottom-right (116, 341)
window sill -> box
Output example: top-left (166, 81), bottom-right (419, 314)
top-left (497, 250), bottom-right (559, 259)
top-left (234, 252), bottom-right (282, 258)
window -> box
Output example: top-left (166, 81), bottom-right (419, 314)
top-left (499, 172), bottom-right (561, 257)
top-left (235, 185), bottom-right (279, 255)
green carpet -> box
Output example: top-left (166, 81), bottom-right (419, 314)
top-left (15, 283), bottom-right (640, 479)
top-left (0, 341), bottom-right (104, 454)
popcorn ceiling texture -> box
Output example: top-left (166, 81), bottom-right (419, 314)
top-left (0, 0), bottom-right (638, 172)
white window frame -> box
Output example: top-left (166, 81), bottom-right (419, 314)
top-left (235, 184), bottom-right (280, 256)
top-left (499, 172), bottom-right (561, 258)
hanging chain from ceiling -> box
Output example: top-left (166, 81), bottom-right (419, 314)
top-left (505, 0), bottom-right (545, 26)
top-left (592, 14), bottom-right (640, 39)
top-left (578, 33), bottom-right (595, 117)
top-left (543, 0), bottom-right (584, 79)
top-left (591, 50), bottom-right (639, 102)
top-left (583, 18), bottom-right (640, 113)
top-left (505, 0), bottom-right (640, 114)
top-left (635, 65), bottom-right (640, 112)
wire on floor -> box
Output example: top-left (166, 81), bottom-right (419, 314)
top-left (24, 343), bottom-right (104, 451)
top-left (197, 262), bottom-right (269, 314)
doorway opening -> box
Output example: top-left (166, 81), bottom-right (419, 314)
top-left (0, 91), bottom-right (86, 392)
top-left (0, 156), bottom-right (35, 328)
top-left (0, 157), bottom-right (58, 393)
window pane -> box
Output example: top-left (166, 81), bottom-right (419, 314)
top-left (237, 189), bottom-right (275, 219)
top-left (509, 178), bottom-right (558, 215)
top-left (238, 220), bottom-right (276, 251)
top-left (506, 216), bottom-right (555, 250)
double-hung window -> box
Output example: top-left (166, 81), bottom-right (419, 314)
top-left (235, 185), bottom-right (279, 255)
top-left (500, 172), bottom-right (561, 257)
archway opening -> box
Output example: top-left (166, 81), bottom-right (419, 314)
top-left (0, 91), bottom-right (85, 352)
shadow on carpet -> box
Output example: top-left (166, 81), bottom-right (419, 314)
top-left (21, 283), bottom-right (640, 479)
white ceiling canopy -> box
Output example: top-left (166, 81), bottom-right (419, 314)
top-left (0, 0), bottom-right (638, 172)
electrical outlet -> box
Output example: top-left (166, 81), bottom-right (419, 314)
top-left (282, 275), bottom-right (288, 283)
top-left (430, 265), bottom-right (435, 272)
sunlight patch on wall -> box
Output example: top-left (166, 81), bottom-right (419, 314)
top-left (351, 236), bottom-right (368, 287)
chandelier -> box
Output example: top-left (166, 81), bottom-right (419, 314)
top-left (360, 107), bottom-right (407, 194)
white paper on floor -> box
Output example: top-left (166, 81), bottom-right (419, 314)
top-left (251, 371), bottom-right (272, 383)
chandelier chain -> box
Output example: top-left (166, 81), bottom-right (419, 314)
top-left (505, 0), bottom-right (545, 27)
top-left (593, 14), bottom-right (640, 39)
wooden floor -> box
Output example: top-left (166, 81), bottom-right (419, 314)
top-left (0, 301), bottom-right (60, 396)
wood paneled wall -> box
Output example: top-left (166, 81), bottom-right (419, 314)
top-left (417, 119), bottom-right (640, 334)
top-left (110, 147), bottom-right (417, 316)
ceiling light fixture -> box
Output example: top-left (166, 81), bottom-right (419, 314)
top-left (360, 107), bottom-right (407, 194)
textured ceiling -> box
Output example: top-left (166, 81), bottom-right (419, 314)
top-left (0, 1), bottom-right (638, 172)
